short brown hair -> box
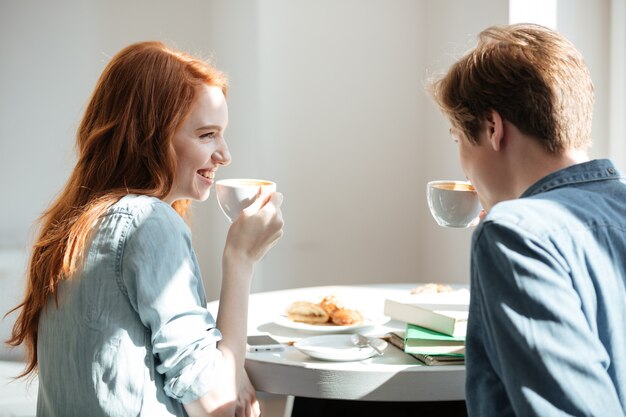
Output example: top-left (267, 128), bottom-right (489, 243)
top-left (429, 24), bottom-right (594, 153)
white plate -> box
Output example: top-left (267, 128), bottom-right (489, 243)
top-left (294, 335), bottom-right (377, 361)
top-left (273, 314), bottom-right (389, 333)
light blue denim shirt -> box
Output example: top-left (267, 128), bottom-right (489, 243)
top-left (37, 195), bottom-right (224, 417)
top-left (466, 159), bottom-right (626, 416)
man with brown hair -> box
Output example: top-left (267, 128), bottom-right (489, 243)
top-left (430, 24), bottom-right (626, 416)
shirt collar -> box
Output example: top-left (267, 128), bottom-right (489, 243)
top-left (521, 159), bottom-right (623, 198)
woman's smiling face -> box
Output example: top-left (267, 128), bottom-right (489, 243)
top-left (165, 84), bottom-right (231, 204)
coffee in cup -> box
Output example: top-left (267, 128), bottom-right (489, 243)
top-left (427, 180), bottom-right (482, 228)
top-left (216, 178), bottom-right (277, 222)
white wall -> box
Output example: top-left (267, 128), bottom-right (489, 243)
top-left (0, 249), bottom-right (29, 360)
top-left (0, 0), bottom-right (617, 315)
top-left (609, 0), bottom-right (626, 169)
top-left (190, 0), bottom-right (512, 299)
top-left (1, 1), bottom-right (95, 248)
top-left (0, 0), bottom-right (229, 250)
top-left (557, 0), bottom-right (611, 159)
top-left (250, 0), bottom-right (431, 292)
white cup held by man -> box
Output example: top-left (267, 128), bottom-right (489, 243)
top-left (216, 178), bottom-right (277, 222)
top-left (427, 180), bottom-right (482, 228)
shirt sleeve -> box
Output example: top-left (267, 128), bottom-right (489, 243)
top-left (119, 201), bottom-right (224, 404)
top-left (467, 220), bottom-right (624, 417)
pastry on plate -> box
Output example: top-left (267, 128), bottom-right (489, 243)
top-left (329, 308), bottom-right (363, 326)
top-left (286, 301), bottom-right (330, 324)
top-left (319, 295), bottom-right (341, 316)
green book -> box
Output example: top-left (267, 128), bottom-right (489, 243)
top-left (403, 323), bottom-right (465, 356)
top-left (386, 331), bottom-right (465, 366)
top-left (412, 353), bottom-right (465, 366)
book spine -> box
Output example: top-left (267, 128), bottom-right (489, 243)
top-left (414, 354), bottom-right (465, 366)
top-left (384, 299), bottom-right (466, 337)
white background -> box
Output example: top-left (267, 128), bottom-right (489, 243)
top-left (0, 0), bottom-right (620, 315)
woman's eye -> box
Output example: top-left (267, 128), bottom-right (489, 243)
top-left (200, 132), bottom-right (216, 139)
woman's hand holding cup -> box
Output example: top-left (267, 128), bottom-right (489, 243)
top-left (219, 179), bottom-right (284, 265)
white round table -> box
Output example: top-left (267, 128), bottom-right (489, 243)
top-left (207, 284), bottom-right (466, 402)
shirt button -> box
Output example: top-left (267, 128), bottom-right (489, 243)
top-left (607, 167), bottom-right (616, 175)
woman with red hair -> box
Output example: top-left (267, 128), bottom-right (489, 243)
top-left (7, 41), bottom-right (283, 417)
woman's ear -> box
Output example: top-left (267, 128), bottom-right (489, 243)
top-left (486, 110), bottom-right (505, 152)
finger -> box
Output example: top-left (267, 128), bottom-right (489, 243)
top-left (260, 191), bottom-right (284, 211)
top-left (258, 191), bottom-right (281, 214)
top-left (251, 397), bottom-right (261, 417)
top-left (244, 187), bottom-right (282, 215)
top-left (258, 194), bottom-right (284, 221)
top-left (269, 191), bottom-right (283, 208)
top-left (238, 399), bottom-right (247, 417)
top-left (248, 398), bottom-right (261, 417)
top-left (243, 187), bottom-right (269, 216)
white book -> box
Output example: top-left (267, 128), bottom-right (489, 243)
top-left (383, 290), bottom-right (470, 337)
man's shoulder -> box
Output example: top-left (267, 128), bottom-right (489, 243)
top-left (475, 194), bottom-right (579, 245)
top-left (484, 197), bottom-right (559, 227)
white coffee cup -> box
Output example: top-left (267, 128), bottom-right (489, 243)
top-left (427, 180), bottom-right (482, 228)
top-left (215, 178), bottom-right (277, 222)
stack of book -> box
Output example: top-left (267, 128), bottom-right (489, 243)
top-left (386, 324), bottom-right (465, 366)
top-left (383, 287), bottom-right (469, 366)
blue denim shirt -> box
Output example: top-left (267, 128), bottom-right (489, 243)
top-left (466, 159), bottom-right (626, 416)
top-left (37, 195), bottom-right (224, 417)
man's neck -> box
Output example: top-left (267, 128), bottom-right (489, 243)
top-left (478, 118), bottom-right (591, 210)
top-left (510, 145), bottom-right (590, 199)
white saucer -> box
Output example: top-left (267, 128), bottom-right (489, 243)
top-left (293, 335), bottom-right (377, 361)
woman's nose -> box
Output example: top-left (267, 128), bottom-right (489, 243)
top-left (213, 143), bottom-right (231, 166)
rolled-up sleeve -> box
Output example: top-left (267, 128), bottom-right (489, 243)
top-left (118, 201), bottom-right (224, 404)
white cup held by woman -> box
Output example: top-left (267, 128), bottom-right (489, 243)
top-left (216, 179), bottom-right (277, 222)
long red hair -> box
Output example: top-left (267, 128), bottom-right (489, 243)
top-left (6, 41), bottom-right (227, 377)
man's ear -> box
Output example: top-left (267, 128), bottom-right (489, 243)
top-left (486, 109), bottom-right (505, 152)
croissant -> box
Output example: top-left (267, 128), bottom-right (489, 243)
top-left (286, 301), bottom-right (330, 324)
top-left (330, 308), bottom-right (363, 326)
top-left (319, 295), bottom-right (341, 316)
